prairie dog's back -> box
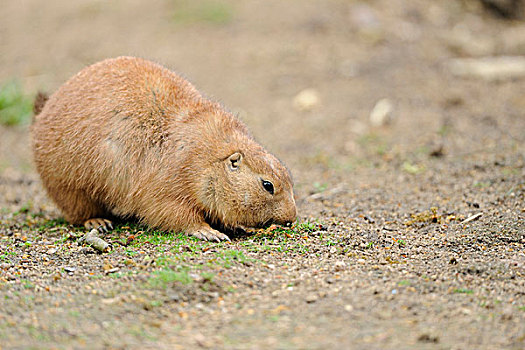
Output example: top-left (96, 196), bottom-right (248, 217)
top-left (34, 57), bottom-right (197, 214)
top-left (35, 57), bottom-right (202, 147)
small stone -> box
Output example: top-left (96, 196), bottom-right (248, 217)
top-left (447, 56), bottom-right (525, 80)
top-left (189, 273), bottom-right (203, 283)
top-left (418, 333), bottom-right (439, 343)
top-left (334, 261), bottom-right (346, 271)
top-left (344, 304), bottom-right (354, 312)
top-left (305, 294), bottom-right (318, 303)
top-left (101, 297), bottom-right (121, 305)
top-left (168, 293), bottom-right (180, 302)
top-left (369, 98), bottom-right (393, 126)
top-left (79, 247), bottom-right (94, 254)
top-left (45, 248), bottom-right (57, 255)
top-left (292, 88), bottom-right (321, 112)
top-left (105, 267), bottom-right (119, 274)
top-left (64, 266), bottom-right (76, 273)
top-left (194, 333), bottom-right (212, 348)
top-left (460, 308), bottom-right (472, 315)
top-left (357, 259), bottom-right (366, 264)
top-left (429, 141), bottom-right (445, 157)
top-left (124, 259), bottom-right (136, 266)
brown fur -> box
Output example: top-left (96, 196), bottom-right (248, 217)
top-left (32, 56), bottom-right (296, 240)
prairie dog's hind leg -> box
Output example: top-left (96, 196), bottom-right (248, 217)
top-left (47, 186), bottom-right (111, 231)
top-left (84, 218), bottom-right (114, 232)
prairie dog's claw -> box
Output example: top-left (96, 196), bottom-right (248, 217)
top-left (189, 226), bottom-right (230, 242)
top-left (84, 218), bottom-right (113, 232)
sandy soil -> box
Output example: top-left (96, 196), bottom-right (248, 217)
top-left (1, 0), bottom-right (524, 349)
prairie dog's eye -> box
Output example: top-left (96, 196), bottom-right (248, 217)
top-left (261, 180), bottom-right (274, 195)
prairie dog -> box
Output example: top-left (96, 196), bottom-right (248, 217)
top-left (32, 57), bottom-right (296, 241)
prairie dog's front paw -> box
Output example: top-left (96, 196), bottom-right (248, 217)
top-left (189, 226), bottom-right (230, 242)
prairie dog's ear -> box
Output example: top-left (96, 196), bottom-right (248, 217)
top-left (227, 152), bottom-right (242, 171)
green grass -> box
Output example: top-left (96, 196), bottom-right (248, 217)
top-left (0, 80), bottom-right (33, 126)
top-left (236, 221), bottom-right (326, 256)
top-left (402, 161), bottom-right (425, 174)
top-left (0, 251), bottom-right (17, 262)
top-left (213, 249), bottom-right (252, 268)
top-left (148, 268), bottom-right (193, 288)
top-left (20, 279), bottom-right (34, 289)
top-left (268, 315), bottom-right (280, 322)
top-left (172, 0), bottom-right (233, 24)
top-left (201, 271), bottom-right (215, 282)
top-left (149, 300), bottom-right (164, 308)
top-left (473, 181), bottom-right (491, 188)
top-left (12, 200), bottom-right (34, 216)
top-left (454, 288), bottom-right (474, 294)
top-left (313, 182), bottom-right (328, 193)
top-left (36, 219), bottom-right (328, 275)
top-left (68, 310), bottom-right (81, 318)
top-left (35, 218), bottom-right (69, 232)
top-left (357, 132), bottom-right (389, 156)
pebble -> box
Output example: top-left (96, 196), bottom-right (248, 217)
top-left (292, 88), bottom-right (321, 112)
top-left (45, 248), bottom-right (57, 255)
top-left (369, 98), bottom-right (393, 126)
top-left (168, 293), bottom-right (180, 302)
top-left (79, 247), bottom-right (94, 254)
top-left (447, 56), bottom-right (525, 80)
top-left (305, 294), bottom-right (318, 303)
top-left (334, 261), bottom-right (346, 271)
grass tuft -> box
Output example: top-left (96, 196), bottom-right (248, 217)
top-left (0, 80), bottom-right (33, 126)
top-left (172, 0), bottom-right (233, 24)
top-left (148, 268), bottom-right (193, 288)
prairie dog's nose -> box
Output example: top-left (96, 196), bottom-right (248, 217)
top-left (283, 204), bottom-right (297, 226)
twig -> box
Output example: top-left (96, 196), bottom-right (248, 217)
top-left (307, 185), bottom-right (347, 200)
top-left (461, 213), bottom-right (482, 224)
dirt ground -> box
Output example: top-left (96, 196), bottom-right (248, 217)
top-left (1, 0), bottom-right (524, 349)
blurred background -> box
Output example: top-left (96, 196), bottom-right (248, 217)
top-left (1, 0), bottom-right (524, 201)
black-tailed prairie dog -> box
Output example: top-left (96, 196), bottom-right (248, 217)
top-left (32, 56), bottom-right (296, 241)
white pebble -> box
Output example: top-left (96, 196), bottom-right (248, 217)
top-left (369, 98), bottom-right (393, 126)
top-left (293, 88), bottom-right (321, 112)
